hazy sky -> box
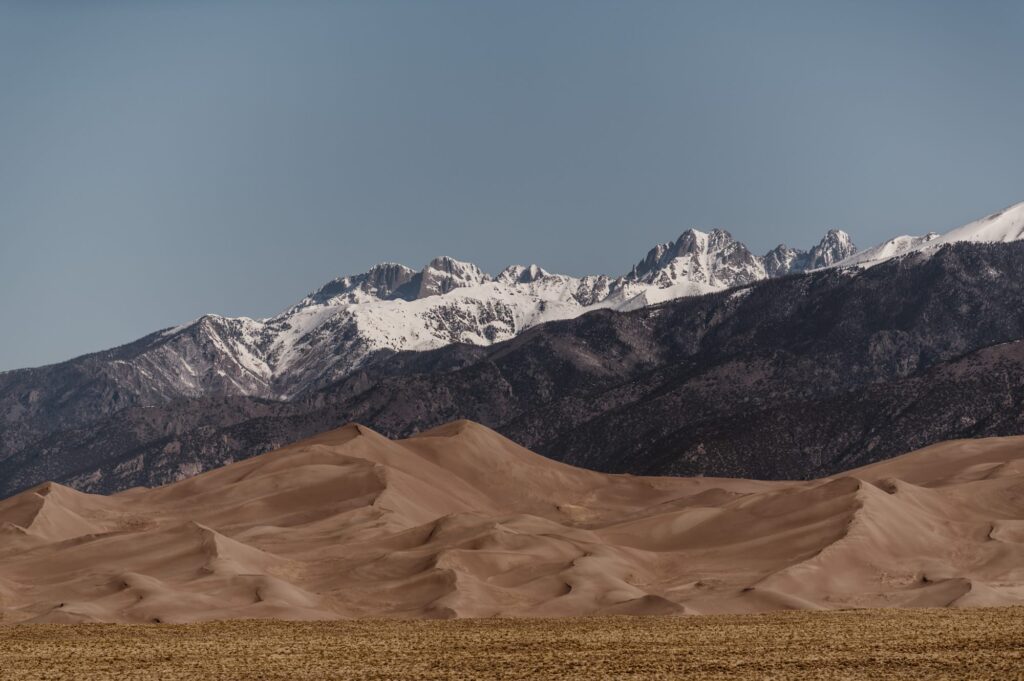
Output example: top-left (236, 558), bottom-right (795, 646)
top-left (2, 1), bottom-right (1023, 370)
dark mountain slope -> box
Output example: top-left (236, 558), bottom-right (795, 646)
top-left (2, 242), bottom-right (1024, 495)
top-left (0, 227), bottom-right (856, 470)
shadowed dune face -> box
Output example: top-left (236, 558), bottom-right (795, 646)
top-left (2, 422), bottom-right (1024, 623)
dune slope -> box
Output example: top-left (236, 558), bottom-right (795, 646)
top-left (2, 422), bottom-right (1024, 623)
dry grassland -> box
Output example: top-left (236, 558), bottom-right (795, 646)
top-left (2, 608), bottom-right (1023, 680)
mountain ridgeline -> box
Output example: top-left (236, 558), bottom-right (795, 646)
top-left (0, 227), bottom-right (853, 464)
top-left (2, 201), bottom-right (1024, 496)
top-left (3, 238), bottom-right (1024, 496)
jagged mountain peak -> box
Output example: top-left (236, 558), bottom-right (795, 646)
top-left (301, 257), bottom-right (490, 307)
top-left (305, 262), bottom-right (418, 306)
top-left (417, 256), bottom-right (490, 298)
top-left (627, 227), bottom-right (762, 291)
top-left (671, 227), bottom-right (739, 252)
top-left (632, 228), bottom-right (728, 272)
top-left (807, 228), bottom-right (857, 268)
top-left (762, 244), bottom-right (801, 278)
top-left (761, 229), bottom-right (858, 277)
top-left (496, 264), bottom-right (551, 284)
top-left (301, 223), bottom-right (857, 315)
top-left (816, 228), bottom-right (855, 256)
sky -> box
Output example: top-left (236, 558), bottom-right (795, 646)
top-left (1, 1), bottom-right (1023, 370)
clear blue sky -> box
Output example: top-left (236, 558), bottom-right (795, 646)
top-left (1, 1), bottom-right (1022, 370)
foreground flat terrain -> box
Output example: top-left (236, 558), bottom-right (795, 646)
top-left (3, 608), bottom-right (1023, 680)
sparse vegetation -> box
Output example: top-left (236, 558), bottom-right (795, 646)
top-left (3, 608), bottom-right (1023, 680)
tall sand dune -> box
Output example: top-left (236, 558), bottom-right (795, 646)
top-left (2, 421), bottom-right (1024, 623)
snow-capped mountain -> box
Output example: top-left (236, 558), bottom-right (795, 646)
top-left (763, 229), bottom-right (857, 277)
top-left (146, 263), bottom-right (618, 401)
top-left (833, 233), bottom-right (942, 269)
top-left (6, 201), bottom-right (1024, 468)
top-left (7, 199), bottom-right (1024, 494)
top-left (135, 227), bottom-right (863, 400)
top-left (621, 229), bottom-right (766, 307)
top-left (0, 226), bottom-right (856, 454)
top-left (834, 201), bottom-right (1024, 269)
top-left (88, 201), bottom-right (1024, 405)
top-left (10, 229), bottom-right (1024, 499)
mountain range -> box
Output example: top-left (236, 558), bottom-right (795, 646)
top-left (0, 223), bottom-right (857, 458)
top-left (56, 225), bottom-right (858, 403)
top-left (1, 201), bottom-right (1023, 496)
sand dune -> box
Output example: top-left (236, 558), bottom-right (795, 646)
top-left (2, 421), bottom-right (1024, 623)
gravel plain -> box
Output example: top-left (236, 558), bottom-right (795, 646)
top-left (3, 607), bottom-right (1023, 680)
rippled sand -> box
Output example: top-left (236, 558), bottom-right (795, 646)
top-left (5, 423), bottom-right (1024, 623)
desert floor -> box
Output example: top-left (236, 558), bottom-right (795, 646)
top-left (3, 607), bottom-right (1023, 680)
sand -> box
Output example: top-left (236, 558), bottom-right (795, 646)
top-left (2, 420), bottom-right (1024, 623)
top-left (3, 608), bottom-right (1023, 680)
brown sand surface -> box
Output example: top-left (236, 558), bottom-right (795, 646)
top-left (2, 421), bottom-right (1024, 622)
top-left (2, 608), bottom-right (1023, 680)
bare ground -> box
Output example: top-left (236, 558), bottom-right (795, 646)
top-left (3, 607), bottom-right (1023, 680)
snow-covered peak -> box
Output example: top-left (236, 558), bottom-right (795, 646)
top-left (833, 234), bottom-right (939, 269)
top-left (629, 228), bottom-right (709, 281)
top-left (305, 262), bottom-right (418, 306)
top-left (131, 199), bottom-right (1024, 403)
top-left (298, 221), bottom-right (859, 319)
top-left (932, 201), bottom-right (1024, 247)
top-left (810, 229), bottom-right (857, 267)
top-left (496, 264), bottom-right (551, 284)
top-left (762, 229), bottom-right (858, 277)
top-left (627, 228), bottom-right (764, 290)
top-left (297, 257), bottom-right (491, 308)
top-left (415, 257), bottom-right (490, 299)
top-left (834, 201), bottom-right (1024, 269)
top-left (762, 244), bottom-right (801, 278)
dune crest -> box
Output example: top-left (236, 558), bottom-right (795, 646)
top-left (2, 423), bottom-right (1024, 623)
